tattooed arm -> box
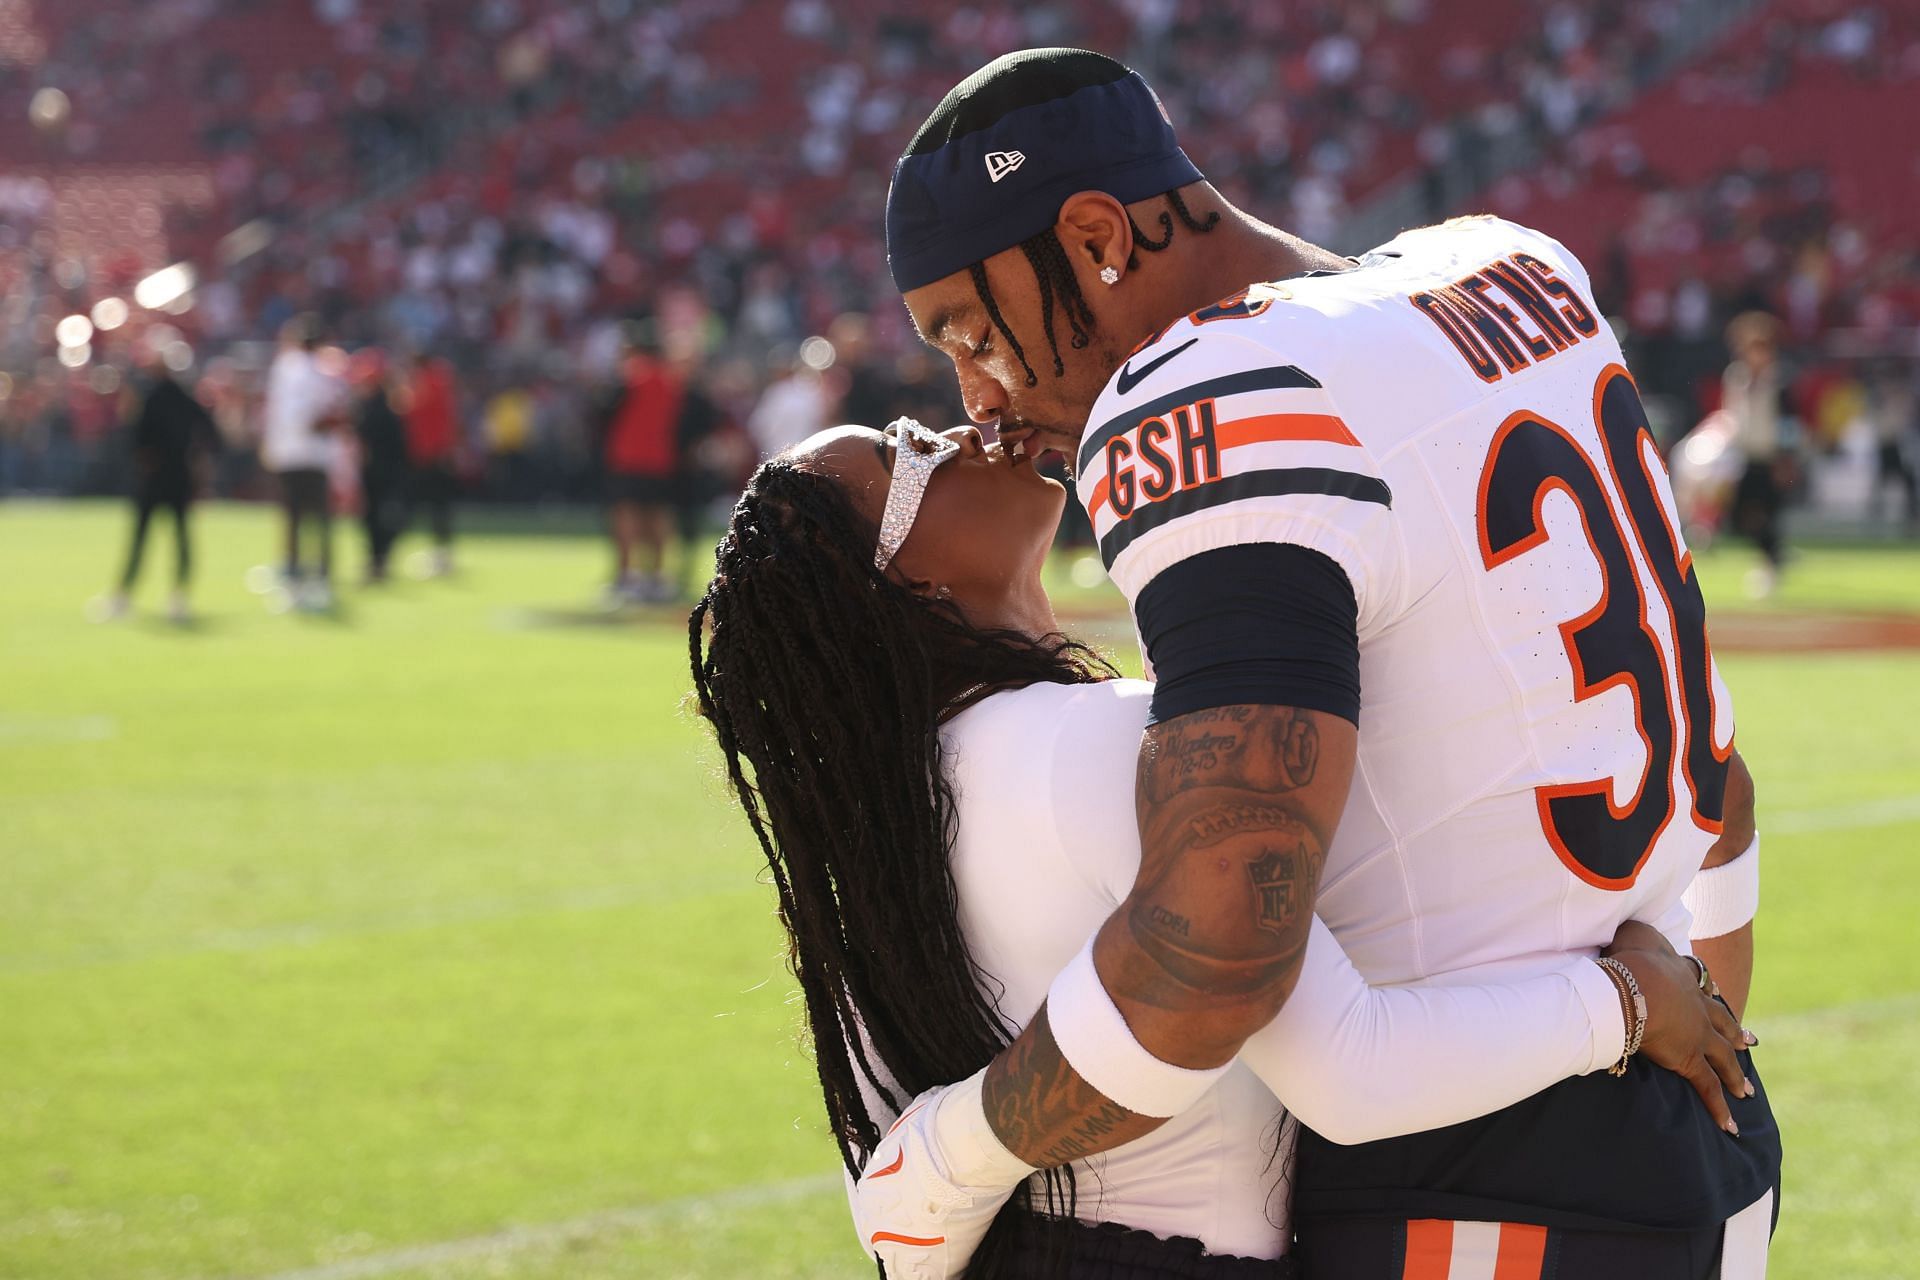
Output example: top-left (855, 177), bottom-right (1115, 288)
top-left (980, 703), bottom-right (1357, 1165)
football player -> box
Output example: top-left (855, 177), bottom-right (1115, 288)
top-left (855, 48), bottom-right (1777, 1279)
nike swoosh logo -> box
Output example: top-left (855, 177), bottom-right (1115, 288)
top-left (1114, 338), bottom-right (1199, 395)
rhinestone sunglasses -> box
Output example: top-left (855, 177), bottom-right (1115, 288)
top-left (873, 417), bottom-right (962, 571)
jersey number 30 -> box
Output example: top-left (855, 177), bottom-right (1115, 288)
top-left (1476, 364), bottom-right (1731, 890)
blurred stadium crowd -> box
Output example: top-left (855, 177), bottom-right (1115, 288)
top-left (0, 0), bottom-right (1914, 539)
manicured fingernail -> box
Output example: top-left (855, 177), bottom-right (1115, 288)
top-left (1724, 1119), bottom-right (1741, 1138)
top-left (1743, 1077), bottom-right (1755, 1098)
top-left (1744, 1030), bottom-right (1760, 1046)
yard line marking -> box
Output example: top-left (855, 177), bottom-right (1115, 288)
top-left (235, 1173), bottom-right (844, 1280)
top-left (209, 989), bottom-right (1920, 1280)
top-left (1760, 989), bottom-right (1920, 1031)
top-left (0, 877), bottom-right (754, 975)
top-left (0, 713), bottom-right (116, 745)
top-left (9, 794), bottom-right (1918, 976)
top-left (1765, 793), bottom-right (1920, 835)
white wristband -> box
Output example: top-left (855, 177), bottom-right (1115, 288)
top-left (1043, 938), bottom-right (1232, 1119)
top-left (1683, 831), bottom-right (1761, 940)
top-left (926, 1066), bottom-right (1036, 1187)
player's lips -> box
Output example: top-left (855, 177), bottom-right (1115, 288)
top-left (987, 440), bottom-right (1067, 493)
top-left (1000, 424), bottom-right (1071, 464)
top-left (998, 424), bottom-right (1037, 450)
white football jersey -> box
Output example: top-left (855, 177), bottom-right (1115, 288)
top-left (1075, 216), bottom-right (1737, 985)
top-left (843, 678), bottom-right (1625, 1259)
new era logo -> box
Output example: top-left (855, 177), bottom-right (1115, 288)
top-left (984, 150), bottom-right (1025, 183)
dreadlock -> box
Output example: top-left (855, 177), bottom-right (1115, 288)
top-left (973, 189), bottom-right (1222, 386)
top-left (1126, 185), bottom-right (1220, 258)
top-left (1018, 232), bottom-right (1095, 378)
top-left (970, 259), bottom-right (1041, 389)
top-left (689, 460), bottom-right (1115, 1276)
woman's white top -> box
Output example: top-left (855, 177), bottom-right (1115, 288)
top-left (849, 678), bottom-right (1623, 1259)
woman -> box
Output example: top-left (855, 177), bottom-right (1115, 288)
top-left (689, 421), bottom-right (1750, 1276)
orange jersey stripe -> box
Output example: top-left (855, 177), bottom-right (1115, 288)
top-left (1492, 1222), bottom-right (1548, 1280)
top-left (1402, 1219), bottom-right (1455, 1280)
top-left (870, 1230), bottom-right (945, 1247)
top-left (1216, 412), bottom-right (1359, 450)
top-left (1088, 476), bottom-right (1112, 518)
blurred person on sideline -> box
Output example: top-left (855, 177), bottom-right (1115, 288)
top-left (261, 316), bottom-right (348, 611)
top-left (483, 381), bottom-right (537, 502)
top-left (828, 313), bottom-right (899, 430)
top-left (350, 349), bottom-right (409, 584)
top-left (600, 332), bottom-right (684, 604)
top-left (404, 352), bottom-right (461, 577)
top-left (97, 346), bottom-right (220, 623)
top-left (746, 346), bottom-right (833, 459)
top-left (670, 353), bottom-right (727, 551)
top-left (1721, 312), bottom-right (1800, 596)
top-left (890, 347), bottom-right (968, 433)
top-left (1870, 360), bottom-right (1918, 533)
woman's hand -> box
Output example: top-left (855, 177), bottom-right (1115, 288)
top-left (1605, 920), bottom-right (1757, 1136)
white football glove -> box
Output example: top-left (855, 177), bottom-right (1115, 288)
top-left (850, 1067), bottom-right (1036, 1279)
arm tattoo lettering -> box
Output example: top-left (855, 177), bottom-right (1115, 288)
top-left (982, 1007), bottom-right (1163, 1166)
top-left (1147, 906), bottom-right (1191, 937)
top-left (1165, 730), bottom-right (1239, 782)
top-left (1186, 804), bottom-right (1295, 848)
top-left (1143, 707), bottom-right (1320, 804)
top-left (1037, 1100), bottom-right (1134, 1167)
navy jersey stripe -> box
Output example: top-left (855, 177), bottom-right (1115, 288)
top-left (1098, 467), bottom-right (1392, 565)
top-left (1078, 365), bottom-right (1324, 474)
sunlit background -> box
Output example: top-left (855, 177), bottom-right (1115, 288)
top-left (2, 2), bottom-right (1917, 1278)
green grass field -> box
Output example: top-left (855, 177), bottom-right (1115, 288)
top-left (4, 501), bottom-right (1918, 1280)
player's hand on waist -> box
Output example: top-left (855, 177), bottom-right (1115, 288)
top-left (1605, 921), bottom-right (1758, 1137)
top-left (850, 1067), bottom-right (1035, 1279)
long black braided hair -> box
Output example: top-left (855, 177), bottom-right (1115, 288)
top-left (688, 459), bottom-right (1115, 1274)
top-left (979, 188), bottom-right (1222, 387)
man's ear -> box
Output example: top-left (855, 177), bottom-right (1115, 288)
top-left (1056, 192), bottom-right (1135, 277)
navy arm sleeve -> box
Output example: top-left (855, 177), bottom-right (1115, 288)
top-left (1135, 542), bottom-right (1360, 727)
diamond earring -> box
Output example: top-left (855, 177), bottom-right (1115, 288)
top-left (1099, 265), bottom-right (1120, 286)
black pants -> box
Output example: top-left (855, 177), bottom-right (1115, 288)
top-left (1878, 441), bottom-right (1917, 525)
top-left (122, 489), bottom-right (191, 590)
top-left (280, 467), bottom-right (332, 580)
top-left (361, 467), bottom-right (406, 576)
top-left (971, 1210), bottom-right (1292, 1279)
top-left (1295, 1214), bottom-right (1750, 1280)
top-left (412, 462), bottom-right (455, 547)
top-left (1730, 459), bottom-right (1785, 568)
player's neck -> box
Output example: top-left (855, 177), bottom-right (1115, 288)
top-left (1142, 206), bottom-right (1348, 323)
